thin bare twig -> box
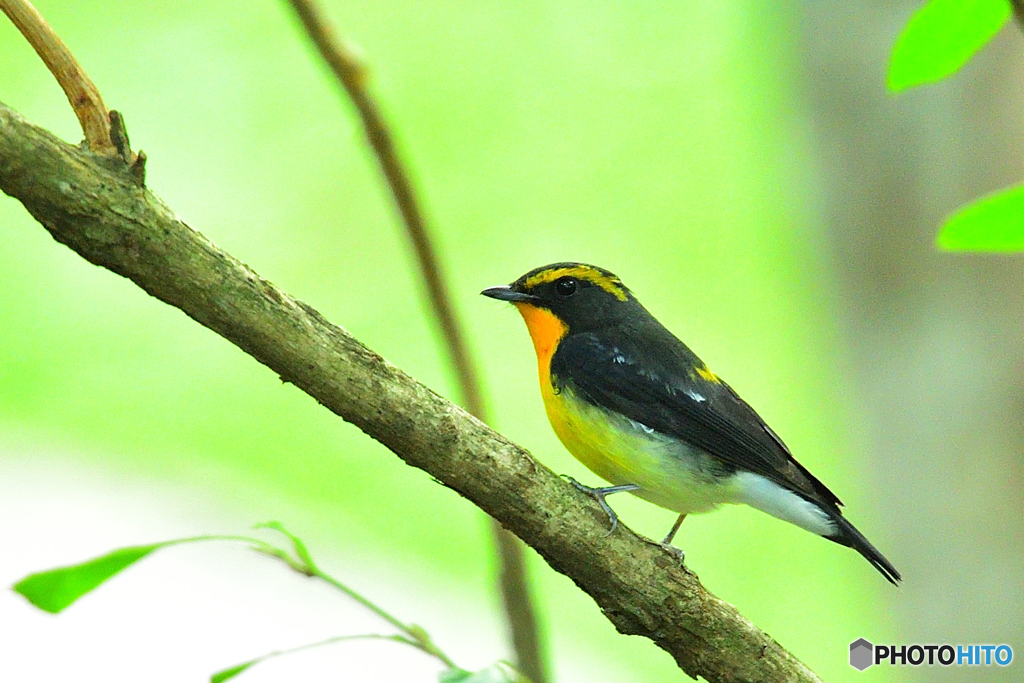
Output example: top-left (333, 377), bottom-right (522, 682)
top-left (281, 2), bottom-right (546, 681)
top-left (0, 0), bottom-right (115, 156)
top-left (282, 0), bottom-right (484, 418)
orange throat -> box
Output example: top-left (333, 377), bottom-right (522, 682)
top-left (513, 302), bottom-right (568, 388)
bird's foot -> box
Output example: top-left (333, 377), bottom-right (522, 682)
top-left (638, 534), bottom-right (686, 561)
top-left (652, 542), bottom-right (694, 576)
top-left (659, 542), bottom-right (686, 564)
top-left (561, 475), bottom-right (639, 536)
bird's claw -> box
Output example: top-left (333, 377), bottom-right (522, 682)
top-left (561, 475), bottom-right (640, 536)
top-left (639, 535), bottom-right (690, 570)
top-left (660, 542), bottom-right (686, 564)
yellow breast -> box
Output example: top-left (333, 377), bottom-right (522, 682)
top-left (513, 302), bottom-right (732, 515)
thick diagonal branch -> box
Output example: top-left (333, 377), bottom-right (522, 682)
top-left (0, 102), bottom-right (821, 683)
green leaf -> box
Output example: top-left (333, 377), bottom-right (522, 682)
top-left (938, 183), bottom-right (1024, 251)
top-left (13, 543), bottom-right (168, 613)
top-left (888, 0), bottom-right (1011, 92)
top-left (440, 663), bottom-right (530, 683)
top-left (210, 660), bottom-right (259, 683)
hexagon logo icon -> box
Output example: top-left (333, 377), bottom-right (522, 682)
top-left (850, 638), bottom-right (874, 671)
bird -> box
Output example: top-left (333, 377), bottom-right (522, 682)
top-left (481, 262), bottom-right (900, 584)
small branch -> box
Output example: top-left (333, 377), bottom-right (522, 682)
top-left (253, 523), bottom-right (459, 669)
top-left (0, 101), bottom-right (823, 683)
top-left (0, 0), bottom-right (115, 156)
top-left (281, 2), bottom-right (545, 681)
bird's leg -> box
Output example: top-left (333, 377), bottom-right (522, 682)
top-left (656, 513), bottom-right (688, 563)
top-left (562, 475), bottom-right (640, 536)
top-left (662, 513), bottom-right (687, 545)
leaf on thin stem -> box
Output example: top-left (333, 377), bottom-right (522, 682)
top-left (211, 634), bottom-right (418, 683)
top-left (12, 534), bottom-right (269, 613)
top-left (13, 542), bottom-right (169, 613)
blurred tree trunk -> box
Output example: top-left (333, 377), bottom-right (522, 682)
top-left (796, 1), bottom-right (1024, 674)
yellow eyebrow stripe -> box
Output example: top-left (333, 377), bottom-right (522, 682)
top-left (523, 265), bottom-right (628, 301)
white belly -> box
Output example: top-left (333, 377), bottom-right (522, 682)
top-left (546, 386), bottom-right (837, 536)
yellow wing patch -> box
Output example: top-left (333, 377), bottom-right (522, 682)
top-left (696, 365), bottom-right (722, 384)
top-left (523, 265), bottom-right (628, 301)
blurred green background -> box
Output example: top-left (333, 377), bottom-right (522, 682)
top-left (1, 1), bottom-right (1022, 681)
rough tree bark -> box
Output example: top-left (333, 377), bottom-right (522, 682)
top-left (0, 101), bottom-right (822, 683)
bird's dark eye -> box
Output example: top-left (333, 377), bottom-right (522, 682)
top-left (555, 277), bottom-right (577, 297)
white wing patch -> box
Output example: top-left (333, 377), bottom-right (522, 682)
top-left (733, 472), bottom-right (837, 537)
top-left (628, 418), bottom-right (656, 435)
top-left (684, 389), bottom-right (706, 403)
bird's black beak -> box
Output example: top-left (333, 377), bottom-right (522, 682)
top-left (481, 285), bottom-right (540, 303)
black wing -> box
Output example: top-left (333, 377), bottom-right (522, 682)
top-left (550, 329), bottom-right (842, 508)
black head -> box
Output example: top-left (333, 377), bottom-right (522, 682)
top-left (481, 262), bottom-right (641, 332)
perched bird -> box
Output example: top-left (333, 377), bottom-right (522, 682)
top-left (482, 262), bottom-right (900, 584)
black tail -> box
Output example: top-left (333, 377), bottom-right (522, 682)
top-left (825, 511), bottom-right (901, 585)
